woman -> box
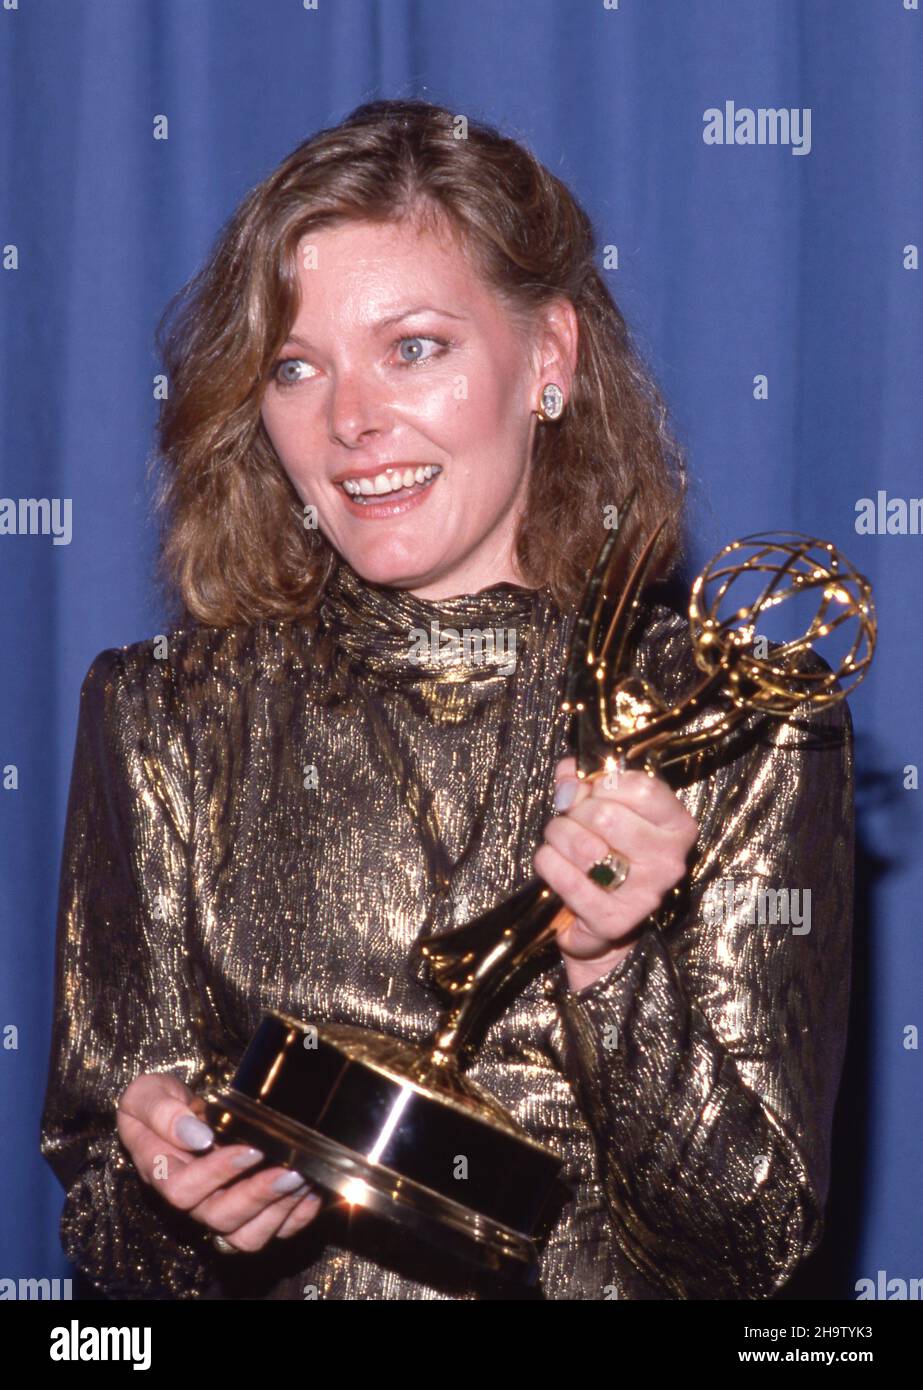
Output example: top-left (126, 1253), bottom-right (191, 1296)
top-left (40, 99), bottom-right (853, 1300)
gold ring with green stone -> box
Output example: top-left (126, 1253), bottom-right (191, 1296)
top-left (587, 851), bottom-right (630, 891)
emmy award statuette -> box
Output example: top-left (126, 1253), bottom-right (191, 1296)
top-left (202, 503), bottom-right (876, 1281)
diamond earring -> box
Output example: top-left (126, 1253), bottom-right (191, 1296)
top-left (535, 383), bottom-right (565, 422)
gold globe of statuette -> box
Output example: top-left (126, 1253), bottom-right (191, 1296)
top-left (688, 531), bottom-right (877, 716)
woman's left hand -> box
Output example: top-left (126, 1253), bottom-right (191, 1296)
top-left (533, 756), bottom-right (699, 992)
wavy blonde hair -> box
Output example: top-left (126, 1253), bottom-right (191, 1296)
top-left (152, 98), bottom-right (687, 626)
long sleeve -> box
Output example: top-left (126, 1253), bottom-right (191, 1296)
top-left (547, 689), bottom-right (854, 1300)
top-left (39, 647), bottom-right (231, 1299)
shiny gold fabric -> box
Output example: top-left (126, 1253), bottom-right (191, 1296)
top-left (39, 555), bottom-right (853, 1300)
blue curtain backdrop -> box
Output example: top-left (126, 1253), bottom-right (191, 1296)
top-left (1, 0), bottom-right (920, 1298)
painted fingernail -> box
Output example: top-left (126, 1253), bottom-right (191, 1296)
top-left (290, 1181), bottom-right (312, 1199)
top-left (175, 1115), bottom-right (215, 1150)
top-left (554, 779), bottom-right (578, 812)
top-left (272, 1168), bottom-right (306, 1194)
top-left (230, 1147), bottom-right (264, 1169)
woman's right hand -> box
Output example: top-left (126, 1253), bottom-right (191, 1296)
top-left (116, 1071), bottom-right (323, 1252)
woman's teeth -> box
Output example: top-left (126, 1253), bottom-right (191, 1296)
top-left (341, 465), bottom-right (442, 500)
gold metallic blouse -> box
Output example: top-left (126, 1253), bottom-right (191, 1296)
top-left (40, 557), bottom-right (853, 1300)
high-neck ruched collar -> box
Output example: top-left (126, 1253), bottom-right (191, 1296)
top-left (317, 557), bottom-right (545, 684)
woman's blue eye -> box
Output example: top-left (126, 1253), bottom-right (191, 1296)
top-left (272, 358), bottom-right (313, 388)
top-left (395, 335), bottom-right (448, 365)
top-left (270, 336), bottom-right (449, 390)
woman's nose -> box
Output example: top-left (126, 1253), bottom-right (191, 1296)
top-left (327, 372), bottom-right (390, 448)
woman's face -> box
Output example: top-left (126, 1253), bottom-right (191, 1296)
top-left (259, 216), bottom-right (575, 600)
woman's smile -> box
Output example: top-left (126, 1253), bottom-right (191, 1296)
top-left (334, 465), bottom-right (442, 519)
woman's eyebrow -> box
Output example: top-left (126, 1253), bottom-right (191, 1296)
top-left (375, 304), bottom-right (469, 327)
top-left (284, 305), bottom-right (468, 348)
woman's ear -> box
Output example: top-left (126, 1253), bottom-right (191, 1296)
top-left (534, 296), bottom-right (579, 399)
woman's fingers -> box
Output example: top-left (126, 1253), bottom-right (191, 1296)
top-left (118, 1071), bottom-right (212, 1160)
top-left (553, 755), bottom-right (578, 785)
top-left (117, 1072), bottom-right (250, 1201)
top-left (227, 1185), bottom-right (321, 1249)
top-left (139, 1133), bottom-right (266, 1203)
top-left (553, 762), bottom-right (698, 858)
top-left (275, 1189), bottom-right (325, 1240)
top-left (545, 796), bottom-right (686, 873)
top-left (558, 766), bottom-right (692, 828)
top-left (117, 1074), bottom-right (216, 1195)
top-left (189, 1167), bottom-right (322, 1250)
top-left (534, 840), bottom-right (664, 953)
top-left (538, 762), bottom-right (699, 965)
top-left (131, 1126), bottom-right (323, 1249)
top-left (115, 1071), bottom-right (325, 1251)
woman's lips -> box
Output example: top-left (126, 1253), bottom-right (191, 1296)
top-left (335, 471), bottom-right (440, 519)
